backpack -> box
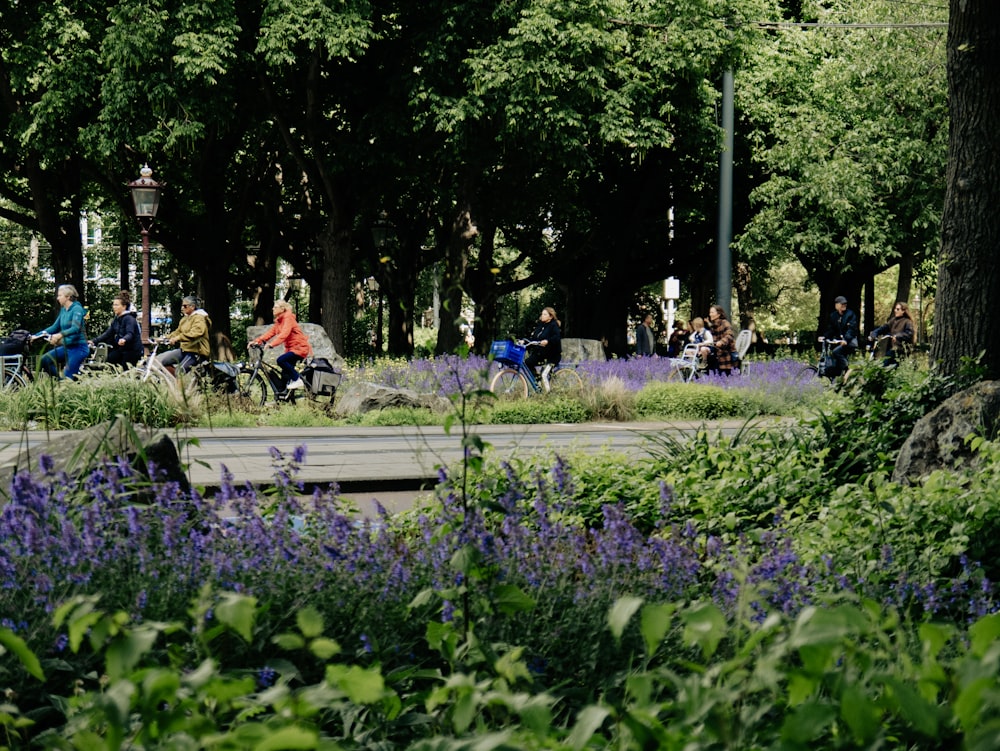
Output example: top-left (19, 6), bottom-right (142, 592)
top-left (301, 357), bottom-right (342, 397)
top-left (0, 330), bottom-right (31, 356)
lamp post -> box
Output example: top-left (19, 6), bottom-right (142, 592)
top-left (370, 212), bottom-right (394, 354)
top-left (127, 165), bottom-right (162, 347)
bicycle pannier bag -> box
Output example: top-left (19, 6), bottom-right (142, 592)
top-left (302, 358), bottom-right (342, 397)
top-left (0, 330), bottom-right (31, 356)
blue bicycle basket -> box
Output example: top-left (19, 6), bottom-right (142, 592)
top-left (490, 340), bottom-right (525, 367)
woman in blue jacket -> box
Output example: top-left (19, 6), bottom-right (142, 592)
top-left (33, 284), bottom-right (89, 380)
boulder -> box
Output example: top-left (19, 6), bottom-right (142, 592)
top-left (893, 380), bottom-right (1000, 484)
top-left (246, 323), bottom-right (343, 368)
top-left (334, 382), bottom-right (451, 417)
top-left (0, 417), bottom-right (189, 500)
top-left (561, 338), bottom-right (606, 363)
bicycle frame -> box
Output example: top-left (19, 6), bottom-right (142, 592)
top-left (244, 344), bottom-right (300, 403)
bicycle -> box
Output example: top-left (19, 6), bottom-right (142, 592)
top-left (1, 330), bottom-right (33, 390)
top-left (794, 337), bottom-right (853, 382)
top-left (488, 339), bottom-right (584, 398)
top-left (237, 343), bottom-right (306, 406)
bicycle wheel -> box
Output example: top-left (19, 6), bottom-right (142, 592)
top-left (1, 371), bottom-right (29, 390)
top-left (549, 367), bottom-right (583, 393)
top-left (490, 368), bottom-right (529, 399)
top-left (666, 361), bottom-right (695, 382)
top-left (235, 368), bottom-right (268, 407)
top-left (118, 361), bottom-right (166, 386)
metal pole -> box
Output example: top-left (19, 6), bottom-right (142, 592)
top-left (716, 69), bottom-right (734, 309)
top-left (141, 227), bottom-right (151, 350)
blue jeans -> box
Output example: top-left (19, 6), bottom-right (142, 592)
top-left (41, 342), bottom-right (90, 380)
top-left (277, 352), bottom-right (303, 389)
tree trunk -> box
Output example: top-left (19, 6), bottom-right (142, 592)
top-left (318, 221), bottom-right (353, 356)
top-left (895, 252), bottom-right (914, 306)
top-left (434, 200), bottom-right (477, 355)
top-left (931, 1), bottom-right (1000, 376)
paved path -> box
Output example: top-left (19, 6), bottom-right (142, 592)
top-left (0, 419), bottom-right (783, 514)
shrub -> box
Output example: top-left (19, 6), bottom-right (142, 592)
top-left (0, 376), bottom-right (183, 429)
top-left (489, 395), bottom-right (588, 424)
top-left (635, 382), bottom-right (746, 419)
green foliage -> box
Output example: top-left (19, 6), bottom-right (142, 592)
top-left (489, 395), bottom-right (588, 424)
top-left (0, 376), bottom-right (182, 430)
top-left (9, 589), bottom-right (1000, 748)
top-left (635, 382), bottom-right (748, 419)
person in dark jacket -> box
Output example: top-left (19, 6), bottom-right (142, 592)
top-left (824, 295), bottom-right (859, 376)
top-left (524, 306), bottom-right (562, 371)
top-left (635, 313), bottom-right (656, 357)
top-left (92, 291), bottom-right (143, 368)
top-left (869, 301), bottom-right (914, 365)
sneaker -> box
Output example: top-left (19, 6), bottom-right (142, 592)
top-left (286, 378), bottom-right (305, 390)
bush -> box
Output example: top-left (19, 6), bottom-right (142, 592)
top-left (489, 395), bottom-right (588, 424)
top-left (634, 382), bottom-right (746, 419)
top-left (0, 376), bottom-right (183, 429)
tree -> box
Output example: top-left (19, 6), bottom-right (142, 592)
top-left (736, 0), bottom-right (948, 334)
top-left (0, 1), bottom-right (104, 299)
top-left (931, 0), bottom-right (1000, 376)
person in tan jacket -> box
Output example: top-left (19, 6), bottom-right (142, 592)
top-left (157, 295), bottom-right (211, 373)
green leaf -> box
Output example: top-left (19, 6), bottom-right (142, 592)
top-left (840, 684), bottom-right (881, 743)
top-left (492, 584), bottom-right (535, 615)
top-left (681, 602), bottom-right (727, 659)
top-left (309, 637), bottom-right (341, 660)
top-left (781, 702), bottom-right (837, 742)
top-left (790, 605), bottom-right (868, 648)
top-left (216, 592), bottom-right (257, 643)
top-left (273, 633), bottom-right (306, 651)
top-left (255, 725), bottom-right (320, 751)
top-left (325, 664), bottom-right (386, 704)
top-left (0, 628), bottom-right (44, 681)
top-left (106, 627), bottom-right (159, 680)
top-left (608, 596), bottom-right (644, 642)
top-left (639, 602), bottom-right (675, 656)
top-left (567, 705), bottom-right (611, 750)
top-left (296, 606), bottom-right (325, 639)
top-left (882, 677), bottom-right (939, 737)
top-left (969, 613), bottom-right (1000, 658)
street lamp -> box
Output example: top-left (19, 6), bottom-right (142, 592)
top-left (127, 165), bottom-right (162, 346)
top-left (369, 211), bottom-right (394, 354)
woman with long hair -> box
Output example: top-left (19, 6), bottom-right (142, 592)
top-left (869, 301), bottom-right (914, 364)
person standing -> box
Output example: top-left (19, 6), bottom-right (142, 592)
top-left (524, 307), bottom-right (562, 371)
top-left (823, 295), bottom-right (859, 376)
top-left (157, 295), bottom-right (211, 373)
top-left (33, 284), bottom-right (89, 380)
top-left (91, 291), bottom-right (143, 369)
top-left (707, 305), bottom-right (736, 374)
top-left (635, 313), bottom-right (656, 357)
top-left (250, 300), bottom-right (312, 392)
top-left (869, 301), bottom-right (914, 364)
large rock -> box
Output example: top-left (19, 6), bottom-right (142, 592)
top-left (246, 323), bottom-right (343, 368)
top-left (334, 382), bottom-right (450, 417)
top-left (561, 338), bottom-right (606, 363)
top-left (894, 380), bottom-right (1000, 484)
top-left (0, 417), bottom-right (189, 500)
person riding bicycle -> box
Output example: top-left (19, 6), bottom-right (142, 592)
top-left (524, 306), bottom-right (562, 373)
top-left (868, 301), bottom-right (914, 366)
top-left (91, 290), bottom-right (143, 369)
top-left (32, 283), bottom-right (89, 380)
top-left (823, 295), bottom-right (859, 377)
top-left (157, 295), bottom-right (211, 374)
top-left (249, 300), bottom-right (312, 393)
